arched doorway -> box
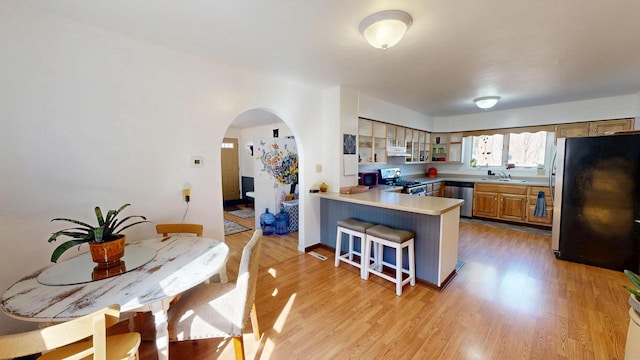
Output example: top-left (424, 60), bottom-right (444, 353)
top-left (220, 109), bottom-right (302, 278)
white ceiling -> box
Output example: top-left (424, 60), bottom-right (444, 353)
top-left (16, 0), bottom-right (640, 117)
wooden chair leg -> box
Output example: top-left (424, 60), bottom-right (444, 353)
top-left (233, 336), bottom-right (245, 360)
top-left (250, 303), bottom-right (260, 340)
top-left (128, 312), bottom-right (145, 333)
top-left (220, 261), bottom-right (229, 283)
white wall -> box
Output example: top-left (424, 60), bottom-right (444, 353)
top-left (237, 122), bottom-right (292, 178)
top-left (359, 93), bottom-right (434, 130)
top-left (0, 4), bottom-right (326, 334)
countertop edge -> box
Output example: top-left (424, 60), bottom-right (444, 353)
top-left (312, 191), bottom-right (463, 216)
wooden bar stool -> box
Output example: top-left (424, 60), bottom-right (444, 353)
top-left (363, 224), bottom-right (416, 296)
top-left (335, 218), bottom-right (376, 279)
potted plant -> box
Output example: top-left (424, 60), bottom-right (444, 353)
top-left (48, 203), bottom-right (149, 267)
top-left (624, 270), bottom-right (640, 315)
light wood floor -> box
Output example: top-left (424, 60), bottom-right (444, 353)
top-left (128, 214), bottom-right (630, 359)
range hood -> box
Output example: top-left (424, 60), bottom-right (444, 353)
top-left (387, 146), bottom-right (411, 157)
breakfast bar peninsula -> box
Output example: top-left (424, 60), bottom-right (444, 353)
top-left (316, 189), bottom-right (464, 290)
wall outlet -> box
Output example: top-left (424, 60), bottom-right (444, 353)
top-left (183, 188), bottom-right (191, 202)
top-left (316, 164), bottom-right (322, 173)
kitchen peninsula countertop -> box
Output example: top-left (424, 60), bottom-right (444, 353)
top-left (314, 190), bottom-right (464, 216)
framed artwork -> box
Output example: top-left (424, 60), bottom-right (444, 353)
top-left (343, 134), bottom-right (356, 155)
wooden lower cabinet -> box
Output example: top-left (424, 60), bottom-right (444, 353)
top-left (473, 191), bottom-right (498, 217)
top-left (424, 181), bottom-right (443, 197)
top-left (433, 181), bottom-right (443, 197)
top-left (499, 193), bottom-right (527, 222)
top-left (474, 183), bottom-right (551, 227)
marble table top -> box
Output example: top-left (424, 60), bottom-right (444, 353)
top-left (1, 236), bottom-right (228, 322)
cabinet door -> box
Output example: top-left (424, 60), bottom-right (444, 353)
top-left (431, 133), bottom-right (448, 162)
top-left (527, 205), bottom-right (553, 225)
top-left (404, 128), bottom-right (413, 162)
top-left (555, 123), bottom-right (590, 138)
top-left (527, 185), bottom-right (553, 226)
top-left (448, 132), bottom-right (462, 163)
top-left (432, 181), bottom-right (442, 197)
top-left (411, 131), bottom-right (421, 163)
top-left (396, 127), bottom-right (405, 149)
top-left (423, 132), bottom-right (431, 163)
top-left (590, 118), bottom-right (634, 136)
top-left (373, 122), bottom-right (387, 163)
top-left (387, 126), bottom-right (397, 148)
top-left (358, 119), bottom-right (373, 163)
top-left (473, 191), bottom-right (498, 218)
top-left (499, 194), bottom-right (527, 221)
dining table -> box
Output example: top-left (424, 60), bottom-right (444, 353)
top-left (1, 235), bottom-right (229, 360)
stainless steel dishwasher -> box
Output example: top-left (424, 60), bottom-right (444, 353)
top-left (444, 181), bottom-right (474, 217)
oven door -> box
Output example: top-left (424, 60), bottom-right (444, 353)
top-left (407, 186), bottom-right (427, 196)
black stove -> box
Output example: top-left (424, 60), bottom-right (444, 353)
top-left (378, 168), bottom-right (427, 195)
top-left (401, 181), bottom-right (427, 195)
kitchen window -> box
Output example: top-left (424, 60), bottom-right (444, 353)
top-left (468, 130), bottom-right (551, 169)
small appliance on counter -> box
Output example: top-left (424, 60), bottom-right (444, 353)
top-left (358, 171), bottom-right (378, 187)
top-left (378, 168), bottom-right (427, 195)
top-left (427, 167), bottom-right (438, 178)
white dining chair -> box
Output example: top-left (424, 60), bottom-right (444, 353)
top-left (167, 229), bottom-right (263, 360)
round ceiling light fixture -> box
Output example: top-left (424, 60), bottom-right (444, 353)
top-left (359, 10), bottom-right (413, 50)
top-left (473, 96), bottom-right (501, 110)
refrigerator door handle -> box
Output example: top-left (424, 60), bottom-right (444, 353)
top-left (549, 150), bottom-right (557, 203)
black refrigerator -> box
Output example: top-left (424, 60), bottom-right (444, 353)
top-left (551, 133), bottom-right (640, 272)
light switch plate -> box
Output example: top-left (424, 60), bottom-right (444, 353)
top-left (316, 164), bottom-right (322, 173)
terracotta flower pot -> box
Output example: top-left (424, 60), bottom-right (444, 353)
top-left (89, 235), bottom-right (126, 269)
top-left (92, 260), bottom-right (127, 280)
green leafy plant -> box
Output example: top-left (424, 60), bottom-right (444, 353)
top-left (624, 270), bottom-right (640, 300)
top-left (48, 203), bottom-right (149, 263)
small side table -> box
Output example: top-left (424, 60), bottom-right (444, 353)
top-left (282, 199), bottom-right (299, 232)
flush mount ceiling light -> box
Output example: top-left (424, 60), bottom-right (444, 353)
top-left (359, 10), bottom-right (413, 50)
top-left (473, 96), bottom-right (501, 109)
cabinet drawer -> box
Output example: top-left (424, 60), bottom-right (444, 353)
top-left (527, 205), bottom-right (553, 226)
top-left (529, 186), bottom-right (552, 198)
top-left (476, 183), bottom-right (528, 195)
top-left (432, 182), bottom-right (442, 191)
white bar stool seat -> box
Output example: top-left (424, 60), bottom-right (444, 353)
top-left (335, 218), bottom-right (376, 279)
top-left (363, 224), bottom-right (416, 296)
